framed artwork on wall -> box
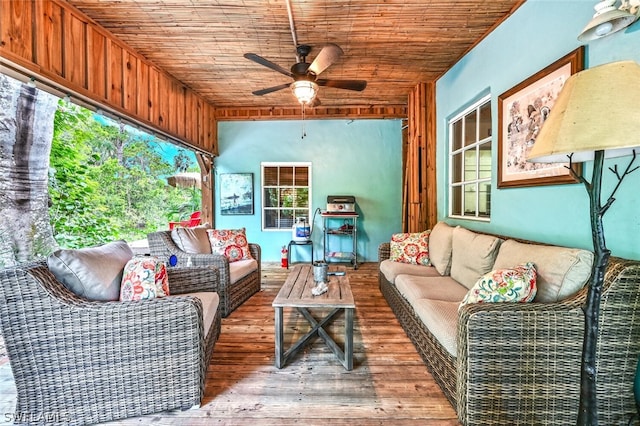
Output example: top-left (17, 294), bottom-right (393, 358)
top-left (220, 173), bottom-right (254, 215)
top-left (497, 46), bottom-right (585, 188)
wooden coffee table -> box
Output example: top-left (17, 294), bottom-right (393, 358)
top-left (272, 264), bottom-right (355, 370)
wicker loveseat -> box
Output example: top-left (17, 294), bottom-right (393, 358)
top-left (0, 258), bottom-right (222, 426)
top-left (147, 229), bottom-right (261, 317)
top-left (378, 222), bottom-right (640, 425)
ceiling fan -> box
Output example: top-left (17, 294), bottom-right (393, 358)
top-left (244, 43), bottom-right (367, 106)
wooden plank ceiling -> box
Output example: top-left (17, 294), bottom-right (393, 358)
top-left (66, 0), bottom-right (523, 111)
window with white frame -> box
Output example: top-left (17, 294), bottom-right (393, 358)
top-left (449, 96), bottom-right (492, 220)
top-left (261, 162), bottom-right (311, 230)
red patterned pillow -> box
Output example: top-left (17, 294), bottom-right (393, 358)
top-left (207, 228), bottom-right (253, 263)
top-left (120, 256), bottom-right (170, 301)
top-left (390, 231), bottom-right (431, 266)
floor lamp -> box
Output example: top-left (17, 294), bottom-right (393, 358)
top-left (527, 60), bottom-right (640, 425)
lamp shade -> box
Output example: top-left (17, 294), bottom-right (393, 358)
top-left (291, 80), bottom-right (318, 105)
top-left (578, 0), bottom-right (638, 41)
top-left (527, 61), bottom-right (640, 163)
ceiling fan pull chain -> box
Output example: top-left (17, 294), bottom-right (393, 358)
top-left (301, 104), bottom-right (307, 140)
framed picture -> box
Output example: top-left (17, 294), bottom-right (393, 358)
top-left (497, 46), bottom-right (584, 188)
top-left (220, 173), bottom-right (254, 215)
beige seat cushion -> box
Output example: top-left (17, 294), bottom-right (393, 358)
top-left (229, 259), bottom-right (258, 284)
top-left (396, 274), bottom-right (468, 304)
top-left (379, 259), bottom-right (441, 284)
top-left (177, 291), bottom-right (219, 337)
top-left (428, 222), bottom-right (455, 275)
top-left (450, 227), bottom-right (502, 289)
top-left (493, 239), bottom-right (594, 302)
top-left (412, 298), bottom-right (460, 356)
top-left (170, 226), bottom-right (212, 254)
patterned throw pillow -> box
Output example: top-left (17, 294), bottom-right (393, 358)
top-left (207, 228), bottom-right (253, 263)
top-left (390, 231), bottom-right (431, 266)
top-left (120, 256), bottom-right (170, 301)
top-left (460, 262), bottom-right (537, 307)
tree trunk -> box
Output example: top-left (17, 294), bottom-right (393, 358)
top-left (0, 74), bottom-right (59, 267)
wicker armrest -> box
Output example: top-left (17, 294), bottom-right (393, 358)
top-left (457, 294), bottom-right (586, 424)
top-left (168, 265), bottom-right (220, 294)
top-left (378, 242), bottom-right (391, 262)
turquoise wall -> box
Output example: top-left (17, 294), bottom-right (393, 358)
top-left (437, 0), bottom-right (640, 260)
top-left (215, 119), bottom-right (402, 262)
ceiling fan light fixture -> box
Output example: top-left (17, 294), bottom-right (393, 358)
top-left (578, 0), bottom-right (639, 41)
top-left (291, 80), bottom-right (318, 105)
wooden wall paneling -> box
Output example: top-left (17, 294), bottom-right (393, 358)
top-left (184, 89), bottom-right (195, 142)
top-left (215, 106), bottom-right (407, 121)
top-left (148, 66), bottom-right (159, 126)
top-left (86, 26), bottom-right (107, 99)
top-left (196, 96), bottom-right (204, 147)
top-left (108, 40), bottom-right (123, 107)
top-left (63, 12), bottom-right (86, 89)
top-left (401, 116), bottom-right (409, 232)
top-left (35, 1), bottom-right (64, 78)
top-left (176, 84), bottom-right (186, 138)
top-left (136, 58), bottom-right (149, 120)
top-left (209, 106), bottom-right (218, 156)
top-left (1, 0), bottom-right (219, 156)
top-left (405, 82), bottom-right (438, 232)
top-left (417, 83), bottom-right (427, 231)
top-left (424, 82), bottom-right (437, 230)
top-left (202, 103), bottom-right (212, 153)
top-left (122, 50), bottom-right (137, 114)
top-left (157, 72), bottom-right (170, 128)
top-left (0, 0), bottom-right (33, 63)
top-left (196, 153), bottom-right (214, 227)
top-left (407, 86), bottom-right (420, 232)
top-left (167, 79), bottom-right (178, 134)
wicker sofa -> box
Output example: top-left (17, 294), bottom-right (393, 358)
top-left (147, 229), bottom-right (261, 317)
top-left (378, 222), bottom-right (640, 425)
top-left (0, 257), bottom-right (222, 426)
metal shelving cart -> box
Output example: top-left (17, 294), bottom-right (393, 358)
top-left (321, 213), bottom-right (358, 269)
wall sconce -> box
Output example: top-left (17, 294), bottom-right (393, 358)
top-left (578, 0), bottom-right (639, 41)
top-left (291, 80), bottom-right (318, 105)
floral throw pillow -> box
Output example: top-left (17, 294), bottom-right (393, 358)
top-left (120, 256), bottom-right (170, 301)
top-left (389, 231), bottom-right (431, 266)
top-left (460, 262), bottom-right (537, 308)
top-left (207, 228), bottom-right (253, 263)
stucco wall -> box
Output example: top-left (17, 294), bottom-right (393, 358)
top-left (437, 0), bottom-right (640, 260)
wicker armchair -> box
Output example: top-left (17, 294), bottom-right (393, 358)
top-left (378, 241), bottom-right (640, 425)
top-left (147, 230), bottom-right (261, 317)
top-left (0, 261), bottom-right (222, 426)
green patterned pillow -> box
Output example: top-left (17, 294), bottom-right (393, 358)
top-left (460, 262), bottom-right (537, 307)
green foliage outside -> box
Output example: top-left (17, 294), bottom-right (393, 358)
top-left (49, 101), bottom-right (201, 248)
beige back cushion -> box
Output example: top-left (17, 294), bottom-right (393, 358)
top-left (47, 240), bottom-right (133, 301)
top-left (171, 226), bottom-right (212, 254)
top-left (450, 227), bottom-right (502, 289)
top-left (493, 239), bottom-right (594, 302)
top-left (428, 221), bottom-right (454, 276)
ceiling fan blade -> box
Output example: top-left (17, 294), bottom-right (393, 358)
top-left (244, 53), bottom-right (293, 77)
top-left (316, 79), bottom-right (367, 91)
top-left (310, 97), bottom-right (321, 108)
top-left (252, 83), bottom-right (292, 96)
top-left (308, 43), bottom-right (343, 76)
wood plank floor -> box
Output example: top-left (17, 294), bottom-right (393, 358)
top-left (0, 262), bottom-right (459, 425)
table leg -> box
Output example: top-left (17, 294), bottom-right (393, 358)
top-left (345, 308), bottom-right (354, 371)
top-left (274, 307), bottom-right (284, 368)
